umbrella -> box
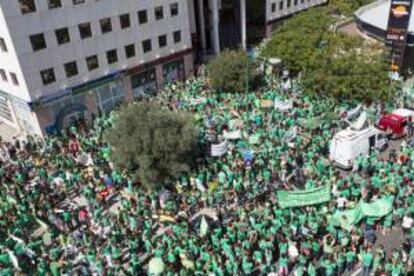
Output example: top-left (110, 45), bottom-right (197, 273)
top-left (190, 208), bottom-right (219, 235)
top-left (148, 257), bottom-right (165, 275)
top-left (190, 208), bottom-right (218, 221)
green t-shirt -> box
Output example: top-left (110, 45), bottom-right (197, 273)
top-left (346, 251), bottom-right (356, 263)
top-left (362, 252), bottom-right (373, 267)
top-left (50, 261), bottom-right (60, 276)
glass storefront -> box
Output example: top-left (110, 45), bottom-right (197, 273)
top-left (163, 58), bottom-right (185, 84)
top-left (95, 81), bottom-right (125, 113)
top-left (131, 68), bottom-right (157, 98)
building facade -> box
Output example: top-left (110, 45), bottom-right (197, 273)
top-left (188, 0), bottom-right (327, 61)
top-left (0, 0), bottom-right (194, 136)
top-left (0, 0), bottom-right (328, 137)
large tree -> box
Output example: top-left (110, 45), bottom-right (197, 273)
top-left (105, 102), bottom-right (199, 189)
top-left (261, 8), bottom-right (394, 103)
top-left (207, 50), bottom-right (255, 93)
top-left (329, 0), bottom-right (374, 16)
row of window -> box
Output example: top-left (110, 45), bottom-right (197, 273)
top-left (39, 31), bottom-right (182, 85)
top-left (18, 0), bottom-right (179, 19)
top-left (29, 5), bottom-right (179, 52)
top-left (19, 0), bottom-right (85, 14)
top-left (0, 69), bottom-right (19, 86)
top-left (271, 0), bottom-right (312, 12)
top-left (0, 37), bottom-right (7, 52)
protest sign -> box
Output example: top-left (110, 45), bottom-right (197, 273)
top-left (240, 149), bottom-right (254, 162)
top-left (223, 130), bottom-right (242, 140)
top-left (189, 97), bottom-right (207, 105)
top-left (274, 99), bottom-right (293, 111)
top-left (249, 134), bottom-right (261, 145)
top-left (277, 185), bottom-right (331, 208)
top-left (211, 140), bottom-right (229, 157)
top-left (261, 99), bottom-right (273, 108)
top-left (229, 119), bottom-right (243, 130)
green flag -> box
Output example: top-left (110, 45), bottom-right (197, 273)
top-left (331, 196), bottom-right (394, 230)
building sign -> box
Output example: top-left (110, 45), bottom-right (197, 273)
top-left (386, 0), bottom-right (413, 72)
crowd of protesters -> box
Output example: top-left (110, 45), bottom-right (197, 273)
top-left (0, 74), bottom-right (413, 275)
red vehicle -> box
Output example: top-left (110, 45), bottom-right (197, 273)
top-left (377, 108), bottom-right (414, 139)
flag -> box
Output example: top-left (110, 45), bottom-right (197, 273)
top-left (200, 216), bottom-right (209, 237)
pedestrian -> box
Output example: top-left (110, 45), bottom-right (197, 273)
top-left (360, 246), bottom-right (374, 276)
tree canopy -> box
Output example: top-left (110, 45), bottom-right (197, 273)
top-left (104, 102), bottom-right (198, 189)
top-left (207, 50), bottom-right (255, 93)
top-left (329, 0), bottom-right (374, 16)
top-left (261, 7), bottom-right (394, 103)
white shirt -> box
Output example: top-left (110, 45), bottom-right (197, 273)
top-left (402, 216), bottom-right (413, 229)
top-left (336, 197), bottom-right (348, 208)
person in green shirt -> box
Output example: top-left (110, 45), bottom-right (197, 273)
top-left (346, 247), bottom-right (356, 272)
top-left (278, 254), bottom-right (289, 276)
top-left (361, 246), bottom-right (374, 276)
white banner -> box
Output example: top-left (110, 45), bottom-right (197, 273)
top-left (211, 140), bottom-right (229, 157)
top-left (275, 99), bottom-right (293, 111)
top-left (223, 130), bottom-right (241, 140)
top-left (189, 97), bottom-right (207, 105)
top-left (229, 119), bottom-right (243, 130)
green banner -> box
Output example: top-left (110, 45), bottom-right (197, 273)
top-left (277, 185), bottom-right (331, 208)
top-left (331, 196), bottom-right (394, 230)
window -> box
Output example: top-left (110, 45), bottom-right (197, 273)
top-left (138, 10), bottom-right (148, 24)
top-left (40, 68), bottom-right (56, 85)
top-left (55, 28), bottom-right (70, 45)
top-left (279, 1), bottom-right (284, 10)
top-left (100, 18), bottom-right (112, 34)
top-left (294, 0), bottom-right (298, 5)
top-left (142, 39), bottom-right (152, 53)
top-left (73, 0), bottom-right (85, 4)
top-left (271, 3), bottom-right (276, 12)
top-left (29, 33), bottom-right (47, 51)
top-left (78, 22), bottom-right (92, 39)
top-left (0, 69), bottom-right (7, 81)
top-left (10, 73), bottom-right (18, 86)
top-left (0, 38), bottom-right (7, 52)
top-left (301, 0), bottom-right (305, 3)
top-left (48, 0), bottom-right (62, 9)
top-left (18, 0), bottom-right (36, 14)
top-left (119, 14), bottom-right (130, 29)
top-left (64, 61), bottom-right (78, 78)
top-left (106, 49), bottom-right (118, 64)
top-left (287, 0), bottom-right (291, 8)
top-left (86, 55), bottom-right (99, 71)
top-left (125, 44), bottom-right (135, 58)
top-left (170, 3), bottom-right (179, 16)
top-left (173, 30), bottom-right (181, 43)
top-left (154, 6), bottom-right (164, 20)
top-left (158, 35), bottom-right (167, 48)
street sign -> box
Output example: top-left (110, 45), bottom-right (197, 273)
top-left (386, 0), bottom-right (413, 72)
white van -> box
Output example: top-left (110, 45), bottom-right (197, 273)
top-left (329, 126), bottom-right (388, 169)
